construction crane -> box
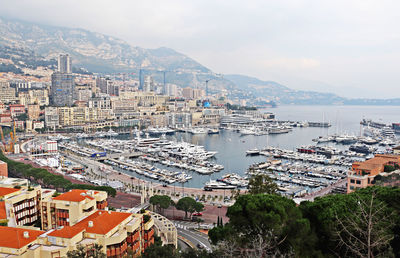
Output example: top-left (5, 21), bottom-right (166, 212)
top-left (0, 127), bottom-right (5, 152)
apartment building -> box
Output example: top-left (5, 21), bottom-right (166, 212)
top-left (347, 154), bottom-right (400, 193)
top-left (44, 107), bottom-right (59, 129)
top-left (0, 184), bottom-right (42, 227)
top-left (41, 189), bottom-right (108, 230)
top-left (27, 104), bottom-right (40, 120)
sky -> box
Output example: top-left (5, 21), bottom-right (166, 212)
top-left (1, 0), bottom-right (400, 98)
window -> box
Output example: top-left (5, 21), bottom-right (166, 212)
top-left (356, 180), bottom-right (361, 185)
top-left (350, 179), bottom-right (355, 183)
top-left (350, 186), bottom-right (354, 190)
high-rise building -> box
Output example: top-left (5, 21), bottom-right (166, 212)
top-left (57, 54), bottom-right (72, 73)
top-left (143, 75), bottom-right (154, 92)
top-left (50, 54), bottom-right (75, 106)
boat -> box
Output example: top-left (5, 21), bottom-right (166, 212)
top-left (204, 180), bottom-right (236, 190)
top-left (349, 143), bottom-right (373, 154)
top-left (207, 128), bottom-right (220, 134)
top-left (246, 148), bottom-right (260, 155)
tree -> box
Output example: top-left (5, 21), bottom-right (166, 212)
top-left (67, 244), bottom-right (105, 258)
top-left (150, 195), bottom-right (173, 214)
top-left (334, 190), bottom-right (395, 258)
top-left (176, 197), bottom-right (203, 219)
top-left (209, 194), bottom-right (316, 257)
top-left (248, 174), bottom-right (278, 195)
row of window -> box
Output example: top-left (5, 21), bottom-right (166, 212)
top-left (350, 179), bottom-right (361, 184)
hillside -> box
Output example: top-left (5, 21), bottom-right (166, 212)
top-left (2, 17), bottom-right (400, 105)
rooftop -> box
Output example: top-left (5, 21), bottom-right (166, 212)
top-left (52, 189), bottom-right (94, 202)
top-left (0, 201), bottom-right (6, 220)
top-left (47, 226), bottom-right (85, 239)
top-left (0, 226), bottom-right (44, 249)
top-left (74, 210), bottom-right (131, 235)
top-left (0, 187), bottom-right (20, 197)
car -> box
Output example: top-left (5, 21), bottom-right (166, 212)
top-left (217, 204), bottom-right (222, 208)
top-left (162, 184), bottom-right (167, 187)
top-left (193, 212), bottom-right (203, 216)
top-left (197, 243), bottom-right (204, 249)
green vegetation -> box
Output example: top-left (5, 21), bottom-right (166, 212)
top-left (66, 184), bottom-right (116, 198)
top-left (149, 195), bottom-right (174, 215)
top-left (248, 174), bottom-right (278, 195)
top-left (208, 186), bottom-right (400, 257)
top-left (0, 151), bottom-right (116, 197)
top-left (176, 197), bottom-right (204, 220)
top-left (15, 113), bottom-right (28, 121)
top-left (384, 164), bottom-right (399, 172)
top-left (143, 214), bottom-right (151, 224)
top-left (225, 103), bottom-right (257, 111)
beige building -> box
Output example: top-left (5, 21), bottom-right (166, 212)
top-left (0, 184), bottom-right (42, 227)
top-left (27, 104), bottom-right (40, 120)
top-left (19, 89), bottom-right (49, 106)
top-left (41, 189), bottom-right (108, 230)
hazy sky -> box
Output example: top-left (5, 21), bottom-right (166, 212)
top-left (2, 0), bottom-right (400, 98)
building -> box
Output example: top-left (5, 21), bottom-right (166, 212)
top-left (167, 112), bottom-right (192, 128)
top-left (143, 75), bottom-right (154, 92)
top-left (347, 154), bottom-right (400, 193)
top-left (50, 73), bottom-right (75, 107)
top-left (58, 54), bottom-right (72, 73)
top-left (0, 83), bottom-right (17, 104)
top-left (19, 89), bottom-right (49, 106)
top-left (0, 177), bottom-right (157, 257)
top-left (164, 83), bottom-right (178, 97)
top-left (0, 184), bottom-right (42, 227)
top-left (27, 104), bottom-right (40, 120)
top-left (0, 161), bottom-right (7, 177)
top-left (9, 104), bottom-right (26, 117)
top-left (44, 107), bottom-right (59, 129)
top-left (0, 226), bottom-right (44, 257)
top-left (182, 87), bottom-right (194, 99)
top-left (41, 189), bottom-right (108, 230)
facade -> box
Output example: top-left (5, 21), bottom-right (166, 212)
top-left (0, 185), bottom-right (42, 227)
top-left (9, 104), bottom-right (26, 117)
top-left (44, 107), bottom-right (59, 128)
top-left (27, 104), bottom-right (40, 120)
top-left (347, 154), bottom-right (400, 193)
top-left (0, 85), bottom-right (17, 104)
top-left (167, 112), bottom-right (192, 128)
top-left (0, 161), bottom-right (7, 177)
top-left (50, 73), bottom-right (75, 107)
top-left (58, 54), bottom-right (72, 73)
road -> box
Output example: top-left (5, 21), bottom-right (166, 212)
top-left (174, 221), bottom-right (212, 252)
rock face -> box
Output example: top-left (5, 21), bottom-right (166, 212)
top-left (0, 17), bottom-right (209, 74)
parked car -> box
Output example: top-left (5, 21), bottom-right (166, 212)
top-left (193, 212), bottom-right (203, 216)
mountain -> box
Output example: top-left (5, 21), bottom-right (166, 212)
top-left (225, 74), bottom-right (345, 105)
top-left (2, 17), bottom-right (400, 106)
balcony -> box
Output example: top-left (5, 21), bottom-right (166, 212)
top-left (105, 229), bottom-right (127, 246)
top-left (144, 219), bottom-right (154, 231)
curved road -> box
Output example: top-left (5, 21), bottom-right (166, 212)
top-left (175, 222), bottom-right (212, 252)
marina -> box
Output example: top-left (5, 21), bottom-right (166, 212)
top-left (24, 105), bottom-right (400, 198)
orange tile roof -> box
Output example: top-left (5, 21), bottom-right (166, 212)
top-left (0, 187), bottom-right (20, 197)
top-left (0, 226), bottom-right (44, 249)
top-left (53, 189), bottom-right (94, 202)
top-left (74, 211), bottom-right (131, 235)
top-left (47, 226), bottom-right (85, 239)
top-left (0, 201), bottom-right (6, 220)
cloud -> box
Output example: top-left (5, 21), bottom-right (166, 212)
top-left (1, 0), bottom-right (400, 98)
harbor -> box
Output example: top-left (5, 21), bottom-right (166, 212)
top-left (21, 105), bottom-right (400, 199)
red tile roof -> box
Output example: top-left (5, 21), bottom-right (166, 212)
top-left (0, 201), bottom-right (6, 220)
top-left (47, 226), bottom-right (84, 239)
top-left (0, 187), bottom-right (20, 197)
top-left (0, 226), bottom-right (44, 249)
top-left (74, 211), bottom-right (131, 235)
top-left (53, 189), bottom-right (94, 202)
